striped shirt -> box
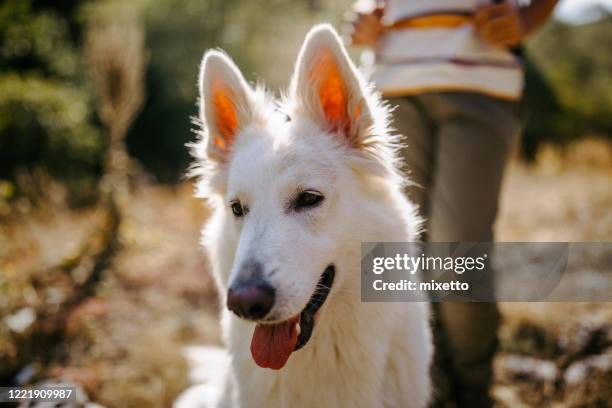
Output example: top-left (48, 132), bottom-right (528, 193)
top-left (362, 0), bottom-right (524, 100)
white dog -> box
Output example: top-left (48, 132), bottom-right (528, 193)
top-left (187, 24), bottom-right (432, 408)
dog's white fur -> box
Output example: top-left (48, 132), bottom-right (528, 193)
top-left (188, 24), bottom-right (432, 408)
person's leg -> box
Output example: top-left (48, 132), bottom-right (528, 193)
top-left (423, 92), bottom-right (520, 407)
top-left (388, 96), bottom-right (436, 238)
top-left (389, 96), bottom-right (459, 405)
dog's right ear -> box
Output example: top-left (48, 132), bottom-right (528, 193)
top-left (290, 24), bottom-right (374, 148)
top-left (199, 50), bottom-right (253, 162)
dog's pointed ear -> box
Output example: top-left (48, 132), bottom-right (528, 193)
top-left (199, 50), bottom-right (253, 162)
top-left (290, 24), bottom-right (373, 146)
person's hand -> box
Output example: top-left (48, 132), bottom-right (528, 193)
top-left (345, 8), bottom-right (384, 47)
top-left (474, 1), bottom-right (525, 47)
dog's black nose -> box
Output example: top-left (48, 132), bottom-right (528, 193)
top-left (227, 275), bottom-right (275, 320)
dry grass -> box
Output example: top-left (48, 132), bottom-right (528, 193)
top-left (67, 184), bottom-right (220, 407)
top-left (493, 137), bottom-right (612, 407)
top-left (0, 183), bottom-right (219, 407)
top-left (497, 137), bottom-right (612, 241)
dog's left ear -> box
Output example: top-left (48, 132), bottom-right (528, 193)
top-left (291, 24), bottom-right (373, 147)
top-left (199, 50), bottom-right (254, 162)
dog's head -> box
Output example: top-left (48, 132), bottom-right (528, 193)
top-left (192, 25), bottom-right (407, 370)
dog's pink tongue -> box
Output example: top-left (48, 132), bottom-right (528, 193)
top-left (250, 314), bottom-right (300, 370)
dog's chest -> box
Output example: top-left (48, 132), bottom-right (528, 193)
top-left (227, 304), bottom-right (404, 408)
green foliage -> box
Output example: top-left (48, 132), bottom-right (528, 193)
top-left (0, 0), bottom-right (78, 76)
top-left (124, 0), bottom-right (241, 182)
top-left (126, 0), bottom-right (350, 181)
top-left (539, 18), bottom-right (612, 122)
top-left (526, 16), bottom-right (612, 143)
top-left (0, 73), bottom-right (101, 176)
top-left (0, 0), bottom-right (102, 193)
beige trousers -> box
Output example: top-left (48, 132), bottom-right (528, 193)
top-left (389, 92), bottom-right (520, 407)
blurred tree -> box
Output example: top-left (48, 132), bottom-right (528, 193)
top-left (520, 57), bottom-right (564, 161)
top-left (84, 15), bottom-right (146, 208)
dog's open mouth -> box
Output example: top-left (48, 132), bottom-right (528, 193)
top-left (250, 265), bottom-right (335, 370)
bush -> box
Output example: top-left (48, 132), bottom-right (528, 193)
top-left (0, 73), bottom-right (101, 179)
top-left (0, 0), bottom-right (103, 200)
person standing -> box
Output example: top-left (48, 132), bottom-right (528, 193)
top-left (347, 1), bottom-right (558, 406)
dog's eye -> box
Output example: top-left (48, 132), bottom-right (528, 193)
top-left (294, 190), bottom-right (324, 211)
top-left (230, 201), bottom-right (245, 217)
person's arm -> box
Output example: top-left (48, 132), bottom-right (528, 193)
top-left (474, 0), bottom-right (559, 47)
top-left (346, 1), bottom-right (385, 47)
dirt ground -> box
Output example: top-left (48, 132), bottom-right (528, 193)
top-left (0, 138), bottom-right (610, 407)
top-left (493, 138), bottom-right (612, 407)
